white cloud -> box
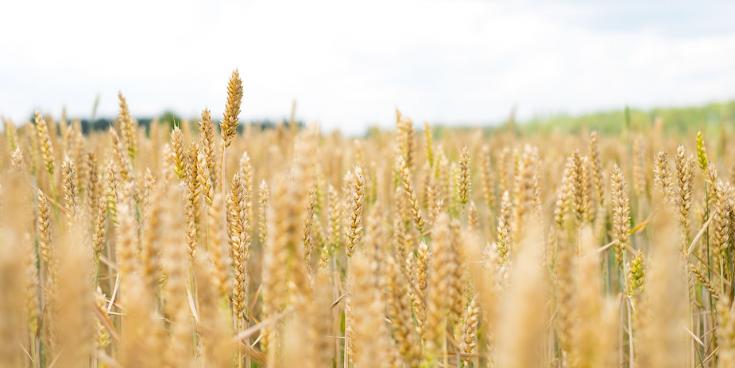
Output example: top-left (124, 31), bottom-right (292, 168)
top-left (1, 0), bottom-right (734, 134)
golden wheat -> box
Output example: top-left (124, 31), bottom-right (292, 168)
top-left (1, 71), bottom-right (734, 368)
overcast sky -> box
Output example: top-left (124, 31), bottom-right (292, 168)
top-left (1, 0), bottom-right (734, 133)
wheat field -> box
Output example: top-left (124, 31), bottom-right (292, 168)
top-left (0, 70), bottom-right (732, 368)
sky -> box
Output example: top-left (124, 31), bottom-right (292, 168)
top-left (1, 0), bottom-right (734, 134)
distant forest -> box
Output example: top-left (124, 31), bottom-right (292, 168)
top-left (35, 111), bottom-right (303, 135)
top-left (15, 99), bottom-right (734, 137)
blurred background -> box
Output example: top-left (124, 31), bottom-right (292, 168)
top-left (1, 0), bottom-right (734, 134)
